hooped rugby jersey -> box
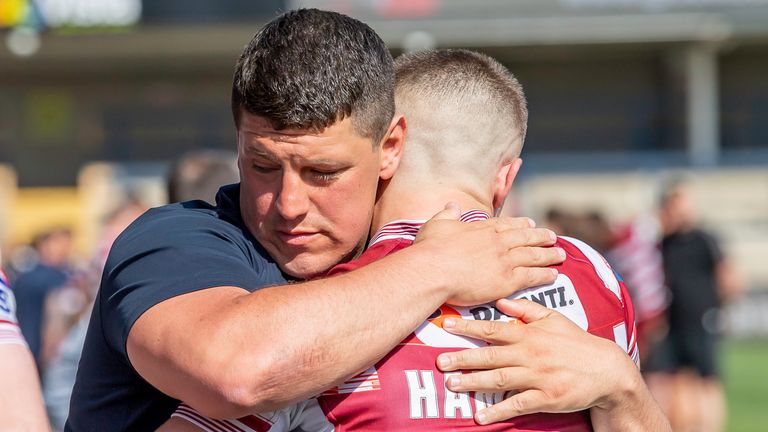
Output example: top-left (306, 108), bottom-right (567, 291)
top-left (172, 211), bottom-right (638, 431)
top-left (0, 270), bottom-right (27, 346)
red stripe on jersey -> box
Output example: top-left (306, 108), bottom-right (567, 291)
top-left (237, 414), bottom-right (274, 431)
top-left (369, 210), bottom-right (490, 246)
top-left (174, 405), bottom-right (243, 432)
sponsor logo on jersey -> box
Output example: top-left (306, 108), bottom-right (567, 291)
top-left (413, 274), bottom-right (587, 348)
top-left (511, 274), bottom-right (589, 330)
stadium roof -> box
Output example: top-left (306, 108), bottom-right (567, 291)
top-left (2, 0), bottom-right (768, 66)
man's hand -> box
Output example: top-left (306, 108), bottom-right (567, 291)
top-left (435, 299), bottom-right (670, 431)
top-left (416, 203), bottom-right (565, 306)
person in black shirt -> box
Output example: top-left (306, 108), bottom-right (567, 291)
top-left (652, 180), bottom-right (743, 432)
top-left (14, 228), bottom-right (72, 368)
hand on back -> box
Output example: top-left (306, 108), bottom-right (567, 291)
top-left (415, 203), bottom-right (565, 306)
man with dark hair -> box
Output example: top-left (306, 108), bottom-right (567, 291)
top-left (66, 10), bottom-right (562, 431)
top-left (69, 10), bottom-right (668, 432)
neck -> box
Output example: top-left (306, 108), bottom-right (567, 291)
top-left (372, 180), bottom-right (493, 236)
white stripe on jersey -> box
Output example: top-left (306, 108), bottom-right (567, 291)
top-left (559, 236), bottom-right (622, 302)
top-left (173, 404), bottom-right (252, 432)
top-left (369, 211), bottom-right (490, 247)
top-left (0, 325), bottom-right (27, 346)
top-left (612, 323), bottom-right (629, 354)
top-left (0, 275), bottom-right (27, 347)
top-left (560, 236), bottom-right (639, 364)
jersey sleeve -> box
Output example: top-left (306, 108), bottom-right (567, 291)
top-left (99, 207), bottom-right (274, 362)
top-left (0, 273), bottom-right (27, 347)
top-left (557, 237), bottom-right (639, 366)
top-left (170, 402), bottom-right (293, 431)
top-left (618, 278), bottom-right (640, 366)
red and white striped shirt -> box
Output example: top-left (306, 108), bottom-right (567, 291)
top-left (607, 216), bottom-right (667, 324)
top-left (173, 211), bottom-right (638, 431)
top-left (0, 270), bottom-right (27, 347)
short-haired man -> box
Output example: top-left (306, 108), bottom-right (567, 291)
top-left (163, 49), bottom-right (670, 431)
top-left (67, 10), bottom-right (666, 431)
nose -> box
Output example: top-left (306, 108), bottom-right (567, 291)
top-left (275, 171), bottom-right (310, 220)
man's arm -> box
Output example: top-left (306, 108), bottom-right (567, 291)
top-left (128, 215), bottom-right (564, 419)
top-left (436, 299), bottom-right (671, 431)
top-left (589, 367), bottom-right (671, 432)
top-left (0, 344), bottom-right (51, 432)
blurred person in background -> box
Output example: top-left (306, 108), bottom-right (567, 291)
top-left (43, 196), bottom-right (147, 431)
top-left (40, 154), bottom-right (238, 431)
top-left (572, 210), bottom-right (614, 255)
top-left (167, 149), bottom-right (239, 204)
top-left (0, 251), bottom-right (52, 431)
top-left (13, 227), bottom-right (73, 371)
top-left (647, 179), bottom-right (744, 432)
top-left (605, 213), bottom-right (668, 360)
top-left (541, 207), bottom-right (574, 236)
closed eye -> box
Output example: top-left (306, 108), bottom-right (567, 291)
top-left (311, 169), bottom-right (343, 182)
top-left (252, 163), bottom-right (280, 174)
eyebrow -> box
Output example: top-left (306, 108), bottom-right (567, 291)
top-left (245, 147), bottom-right (345, 168)
top-left (244, 146), bottom-right (279, 162)
top-left (306, 159), bottom-right (346, 168)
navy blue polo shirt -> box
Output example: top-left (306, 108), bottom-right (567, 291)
top-left (65, 184), bottom-right (288, 431)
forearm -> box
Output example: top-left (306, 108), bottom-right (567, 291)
top-left (0, 345), bottom-right (51, 431)
top-left (221, 243), bottom-right (449, 409)
top-left (590, 362), bottom-right (671, 432)
top-left (132, 242), bottom-right (451, 418)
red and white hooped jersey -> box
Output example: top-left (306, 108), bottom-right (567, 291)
top-left (0, 270), bottom-right (27, 346)
top-left (175, 211), bottom-right (638, 431)
top-left (606, 216), bottom-right (667, 324)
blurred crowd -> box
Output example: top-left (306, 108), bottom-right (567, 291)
top-left (0, 157), bottom-right (744, 432)
top-left (542, 178), bottom-right (744, 432)
top-left (0, 149), bottom-right (239, 431)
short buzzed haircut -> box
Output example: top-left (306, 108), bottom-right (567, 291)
top-left (232, 9), bottom-right (395, 145)
top-left (394, 49), bottom-right (528, 188)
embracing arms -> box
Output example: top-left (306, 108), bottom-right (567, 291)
top-left (127, 215), bottom-right (562, 418)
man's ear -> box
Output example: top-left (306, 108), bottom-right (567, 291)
top-left (379, 115), bottom-right (406, 181)
top-left (492, 158), bottom-right (522, 210)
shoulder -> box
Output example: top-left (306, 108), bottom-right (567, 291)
top-left (122, 202), bottom-right (232, 238)
top-left (692, 227), bottom-right (720, 246)
top-left (327, 239), bottom-right (412, 276)
top-left (111, 202), bottom-right (252, 259)
top-left (556, 236), bottom-right (623, 302)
